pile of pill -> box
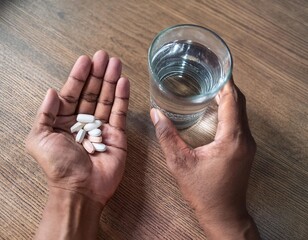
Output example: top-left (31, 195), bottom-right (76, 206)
top-left (70, 114), bottom-right (107, 154)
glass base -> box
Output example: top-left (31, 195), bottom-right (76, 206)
top-left (150, 98), bottom-right (205, 129)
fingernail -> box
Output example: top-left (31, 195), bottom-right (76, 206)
top-left (150, 108), bottom-right (160, 125)
top-left (215, 94), bottom-right (220, 105)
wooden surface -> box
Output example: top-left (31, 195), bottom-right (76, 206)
top-left (0, 0), bottom-right (307, 239)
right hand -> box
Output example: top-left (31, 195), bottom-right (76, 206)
top-left (150, 78), bottom-right (260, 239)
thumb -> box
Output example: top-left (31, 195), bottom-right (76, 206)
top-left (33, 88), bottom-right (60, 134)
top-left (150, 108), bottom-right (190, 169)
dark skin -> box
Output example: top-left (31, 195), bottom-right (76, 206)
top-left (27, 50), bottom-right (259, 239)
top-left (150, 78), bottom-right (260, 239)
top-left (26, 50), bottom-right (130, 239)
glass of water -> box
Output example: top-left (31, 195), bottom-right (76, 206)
top-left (148, 24), bottom-right (233, 129)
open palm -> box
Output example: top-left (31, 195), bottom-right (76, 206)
top-left (26, 50), bottom-right (130, 206)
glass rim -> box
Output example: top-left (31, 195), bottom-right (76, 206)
top-left (148, 24), bottom-right (233, 100)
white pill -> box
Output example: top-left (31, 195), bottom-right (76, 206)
top-left (92, 143), bottom-right (107, 152)
top-left (75, 129), bottom-right (86, 143)
top-left (82, 139), bottom-right (95, 154)
top-left (83, 120), bottom-right (102, 131)
top-left (95, 119), bottom-right (102, 126)
top-left (87, 135), bottom-right (103, 143)
top-left (70, 122), bottom-right (85, 133)
top-left (88, 128), bottom-right (102, 137)
top-left (76, 114), bottom-right (95, 123)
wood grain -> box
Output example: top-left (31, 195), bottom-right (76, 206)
top-left (0, 0), bottom-right (307, 239)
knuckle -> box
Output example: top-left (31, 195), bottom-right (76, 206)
top-left (81, 93), bottom-right (98, 102)
top-left (89, 73), bottom-right (103, 81)
top-left (98, 99), bottom-right (113, 106)
top-left (111, 110), bottom-right (126, 117)
top-left (69, 75), bottom-right (85, 83)
top-left (115, 96), bottom-right (129, 102)
top-left (40, 111), bottom-right (55, 123)
top-left (59, 93), bottom-right (78, 104)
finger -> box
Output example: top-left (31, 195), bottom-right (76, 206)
top-left (150, 108), bottom-right (191, 171)
top-left (95, 57), bottom-right (122, 122)
top-left (215, 77), bottom-right (249, 141)
top-left (77, 50), bottom-right (109, 114)
top-left (58, 55), bottom-right (92, 115)
top-left (100, 124), bottom-right (128, 152)
top-left (108, 77), bottom-right (130, 131)
top-left (33, 89), bottom-right (60, 133)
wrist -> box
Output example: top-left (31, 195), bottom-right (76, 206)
top-left (35, 187), bottom-right (103, 240)
top-left (196, 209), bottom-right (260, 240)
top-left (48, 186), bottom-right (104, 217)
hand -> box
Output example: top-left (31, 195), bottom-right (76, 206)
top-left (150, 78), bottom-right (260, 239)
top-left (26, 50), bottom-right (129, 207)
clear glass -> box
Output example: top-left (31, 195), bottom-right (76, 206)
top-left (148, 24), bottom-right (233, 129)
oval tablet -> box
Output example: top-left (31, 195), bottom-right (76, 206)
top-left (88, 128), bottom-right (102, 137)
top-left (75, 129), bottom-right (86, 143)
top-left (82, 139), bottom-right (95, 154)
top-left (87, 135), bottom-right (103, 143)
top-left (83, 120), bottom-right (102, 131)
top-left (70, 122), bottom-right (85, 133)
top-left (94, 120), bottom-right (102, 127)
top-left (76, 114), bottom-right (95, 123)
top-left (92, 143), bottom-right (107, 152)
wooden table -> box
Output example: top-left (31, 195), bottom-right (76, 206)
top-left (0, 0), bottom-right (307, 239)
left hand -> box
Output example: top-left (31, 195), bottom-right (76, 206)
top-left (26, 50), bottom-right (130, 207)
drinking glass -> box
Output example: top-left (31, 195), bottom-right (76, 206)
top-left (148, 24), bottom-right (233, 129)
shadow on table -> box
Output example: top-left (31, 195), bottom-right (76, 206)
top-left (247, 110), bottom-right (307, 240)
top-left (98, 110), bottom-right (152, 239)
